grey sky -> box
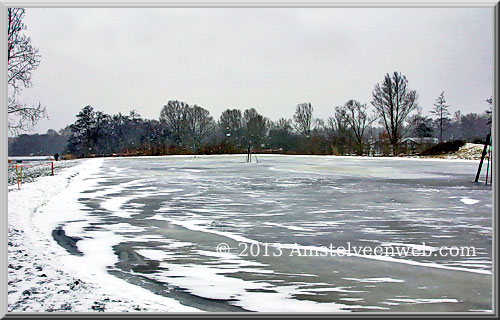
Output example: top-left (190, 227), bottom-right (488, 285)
top-left (18, 7), bottom-right (493, 134)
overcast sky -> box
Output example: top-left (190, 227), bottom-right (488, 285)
top-left (18, 7), bottom-right (493, 134)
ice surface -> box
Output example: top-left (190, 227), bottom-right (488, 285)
top-left (8, 154), bottom-right (493, 312)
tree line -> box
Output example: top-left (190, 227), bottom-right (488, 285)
top-left (8, 130), bottom-right (67, 157)
top-left (9, 72), bottom-right (491, 158)
top-left (6, 10), bottom-right (492, 158)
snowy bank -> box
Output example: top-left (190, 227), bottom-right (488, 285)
top-left (7, 159), bottom-right (80, 186)
top-left (417, 143), bottom-right (490, 160)
top-left (7, 158), bottom-right (199, 312)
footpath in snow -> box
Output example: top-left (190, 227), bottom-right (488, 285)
top-left (7, 158), bottom-right (199, 313)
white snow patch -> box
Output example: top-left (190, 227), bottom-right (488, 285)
top-left (343, 277), bottom-right (405, 283)
top-left (136, 249), bottom-right (172, 261)
top-left (387, 298), bottom-right (460, 304)
top-left (460, 198), bottom-right (480, 205)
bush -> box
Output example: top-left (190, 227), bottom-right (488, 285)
top-left (61, 154), bottom-right (77, 160)
top-left (419, 140), bottom-right (465, 156)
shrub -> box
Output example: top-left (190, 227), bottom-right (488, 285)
top-left (61, 154), bottom-right (77, 160)
top-left (419, 140), bottom-right (465, 156)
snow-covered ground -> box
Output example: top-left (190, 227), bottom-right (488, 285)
top-left (7, 158), bottom-right (200, 312)
top-left (419, 143), bottom-right (491, 160)
top-left (7, 159), bottom-right (79, 186)
top-left (447, 143), bottom-right (491, 160)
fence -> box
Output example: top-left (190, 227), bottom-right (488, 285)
top-left (7, 162), bottom-right (54, 189)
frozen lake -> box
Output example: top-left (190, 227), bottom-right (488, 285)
top-left (35, 155), bottom-right (493, 312)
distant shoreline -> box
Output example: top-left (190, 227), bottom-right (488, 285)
top-left (9, 150), bottom-right (484, 162)
top-left (9, 153), bottom-right (480, 162)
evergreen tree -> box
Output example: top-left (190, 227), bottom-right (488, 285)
top-left (430, 91), bottom-right (451, 142)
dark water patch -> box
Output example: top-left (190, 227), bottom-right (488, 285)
top-left (245, 288), bottom-right (278, 293)
top-left (83, 225), bottom-right (103, 232)
top-left (52, 226), bottom-right (83, 256)
top-left (109, 242), bottom-right (249, 312)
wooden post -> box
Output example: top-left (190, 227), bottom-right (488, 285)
top-left (247, 144), bottom-right (251, 163)
top-left (489, 143), bottom-right (493, 183)
top-left (51, 162), bottom-right (54, 176)
top-left (20, 166), bottom-right (23, 185)
top-left (475, 133), bottom-right (491, 182)
top-left (16, 165), bottom-right (20, 189)
top-left (486, 145), bottom-right (490, 185)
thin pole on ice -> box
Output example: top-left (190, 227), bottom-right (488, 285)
top-left (485, 146), bottom-right (490, 185)
top-left (475, 132), bottom-right (491, 183)
top-left (247, 144), bottom-right (251, 163)
top-left (489, 145), bottom-right (492, 183)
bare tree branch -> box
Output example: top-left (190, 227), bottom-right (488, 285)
top-left (7, 8), bottom-right (45, 133)
top-left (343, 99), bottom-right (377, 155)
top-left (7, 96), bottom-right (47, 136)
top-left (293, 103), bottom-right (313, 137)
top-left (371, 72), bottom-right (419, 155)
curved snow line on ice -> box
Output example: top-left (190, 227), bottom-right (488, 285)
top-left (30, 158), bottom-right (200, 312)
top-left (165, 218), bottom-right (491, 276)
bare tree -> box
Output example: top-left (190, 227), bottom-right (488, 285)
top-left (159, 100), bottom-right (189, 145)
top-left (371, 72), bottom-right (419, 155)
top-left (293, 103), bottom-right (313, 137)
top-left (7, 97), bottom-right (46, 134)
top-left (243, 108), bottom-right (269, 146)
top-left (185, 105), bottom-right (216, 150)
top-left (430, 91), bottom-right (451, 142)
top-left (323, 117), bottom-right (336, 138)
top-left (8, 8), bottom-right (46, 134)
top-left (486, 96), bottom-right (492, 125)
top-left (332, 107), bottom-right (350, 135)
top-left (325, 106), bottom-right (352, 155)
top-left (219, 109), bottom-right (243, 144)
top-left (313, 118), bottom-right (325, 133)
top-left (343, 100), bottom-right (377, 155)
top-left (273, 118), bottom-right (293, 133)
top-left (269, 118), bottom-right (294, 151)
